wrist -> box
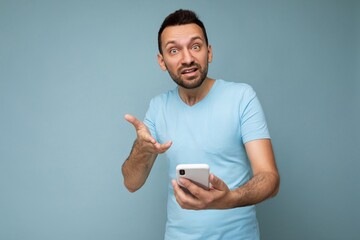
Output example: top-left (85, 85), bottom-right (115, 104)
top-left (129, 140), bottom-right (154, 161)
top-left (226, 190), bottom-right (239, 209)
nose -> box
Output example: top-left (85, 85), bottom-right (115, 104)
top-left (181, 49), bottom-right (194, 65)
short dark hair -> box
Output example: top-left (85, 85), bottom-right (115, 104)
top-left (158, 9), bottom-right (209, 54)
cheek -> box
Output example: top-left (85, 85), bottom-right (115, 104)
top-left (165, 59), bottom-right (179, 71)
top-left (202, 52), bottom-right (210, 62)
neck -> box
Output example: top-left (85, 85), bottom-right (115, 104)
top-left (178, 78), bottom-right (215, 106)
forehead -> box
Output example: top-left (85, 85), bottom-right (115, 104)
top-left (161, 23), bottom-right (205, 46)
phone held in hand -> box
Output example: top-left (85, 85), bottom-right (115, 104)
top-left (176, 164), bottom-right (210, 190)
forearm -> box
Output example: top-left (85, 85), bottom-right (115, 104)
top-left (122, 140), bottom-right (158, 192)
top-left (230, 171), bottom-right (280, 208)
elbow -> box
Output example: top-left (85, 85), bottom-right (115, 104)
top-left (270, 174), bottom-right (280, 198)
top-left (271, 185), bottom-right (280, 198)
top-left (122, 164), bottom-right (140, 193)
top-left (125, 186), bottom-right (138, 193)
top-left (123, 179), bottom-right (140, 193)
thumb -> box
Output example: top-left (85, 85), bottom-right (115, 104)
top-left (209, 174), bottom-right (228, 191)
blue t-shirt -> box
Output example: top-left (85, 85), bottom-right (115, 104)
top-left (144, 79), bottom-right (270, 240)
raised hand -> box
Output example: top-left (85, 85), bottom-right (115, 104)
top-left (124, 114), bottom-right (172, 154)
top-left (122, 114), bottom-right (172, 192)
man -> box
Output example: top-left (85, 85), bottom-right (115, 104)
top-left (122, 9), bottom-right (280, 240)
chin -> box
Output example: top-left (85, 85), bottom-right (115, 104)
top-left (180, 74), bottom-right (207, 88)
top-left (180, 80), bottom-right (204, 89)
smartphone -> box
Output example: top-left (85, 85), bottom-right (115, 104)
top-left (176, 164), bottom-right (210, 190)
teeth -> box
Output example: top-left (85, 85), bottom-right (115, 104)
top-left (184, 69), bottom-right (196, 73)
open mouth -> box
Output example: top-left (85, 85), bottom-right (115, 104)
top-left (181, 67), bottom-right (198, 75)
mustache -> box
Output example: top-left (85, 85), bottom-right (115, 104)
top-left (179, 63), bottom-right (200, 71)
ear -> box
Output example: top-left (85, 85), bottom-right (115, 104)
top-left (207, 45), bottom-right (213, 63)
top-left (157, 53), bottom-right (167, 71)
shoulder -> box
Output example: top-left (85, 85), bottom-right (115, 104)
top-left (216, 79), bottom-right (253, 91)
top-left (215, 79), bottom-right (256, 99)
top-left (150, 87), bottom-right (177, 103)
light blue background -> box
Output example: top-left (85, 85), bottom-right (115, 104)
top-left (0, 1), bottom-right (359, 239)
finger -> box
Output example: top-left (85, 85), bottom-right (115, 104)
top-left (125, 114), bottom-right (156, 144)
top-left (139, 132), bottom-right (157, 144)
top-left (179, 177), bottom-right (207, 200)
top-left (172, 179), bottom-right (186, 203)
top-left (209, 174), bottom-right (228, 191)
top-left (154, 140), bottom-right (172, 153)
top-left (172, 179), bottom-right (182, 195)
top-left (172, 179), bottom-right (200, 209)
top-left (124, 114), bottom-right (144, 131)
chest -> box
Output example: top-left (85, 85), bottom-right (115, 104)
top-left (155, 102), bottom-right (243, 157)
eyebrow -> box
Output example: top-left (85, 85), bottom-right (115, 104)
top-left (164, 36), bottom-right (204, 49)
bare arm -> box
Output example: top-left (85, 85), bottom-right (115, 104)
top-left (172, 139), bottom-right (279, 209)
top-left (230, 139), bottom-right (279, 207)
top-left (122, 114), bottom-right (172, 192)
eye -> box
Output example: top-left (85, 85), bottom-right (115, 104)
top-left (169, 48), bottom-right (178, 55)
top-left (192, 44), bottom-right (201, 51)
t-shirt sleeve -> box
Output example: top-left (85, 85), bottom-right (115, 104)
top-left (239, 85), bottom-right (270, 143)
top-left (143, 98), bottom-right (158, 142)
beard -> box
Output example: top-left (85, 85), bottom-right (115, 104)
top-left (166, 62), bottom-right (208, 89)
